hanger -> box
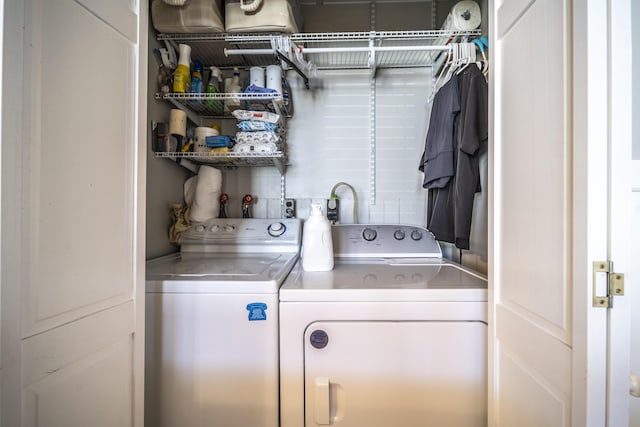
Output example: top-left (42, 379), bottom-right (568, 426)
top-left (472, 37), bottom-right (489, 77)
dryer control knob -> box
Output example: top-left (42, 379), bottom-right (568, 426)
top-left (224, 224), bottom-right (236, 232)
top-left (362, 228), bottom-right (378, 242)
top-left (268, 222), bottom-right (286, 237)
top-left (410, 230), bottom-right (423, 241)
top-left (393, 229), bottom-right (406, 240)
top-left (209, 225), bottom-right (220, 233)
top-left (195, 224), bottom-right (206, 232)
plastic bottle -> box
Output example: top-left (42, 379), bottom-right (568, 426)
top-left (190, 59), bottom-right (204, 94)
top-left (205, 66), bottom-right (224, 115)
top-left (224, 67), bottom-right (242, 112)
top-left (301, 204), bottom-right (334, 272)
top-left (173, 44), bottom-right (191, 93)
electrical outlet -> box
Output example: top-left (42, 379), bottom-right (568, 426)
top-left (327, 197), bottom-right (339, 223)
top-left (284, 199), bottom-right (296, 218)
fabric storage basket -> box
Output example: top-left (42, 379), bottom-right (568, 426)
top-left (151, 0), bottom-right (225, 33)
top-left (225, 0), bottom-right (304, 33)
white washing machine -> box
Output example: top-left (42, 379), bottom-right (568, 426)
top-left (145, 218), bottom-right (301, 427)
top-left (279, 224), bottom-right (488, 427)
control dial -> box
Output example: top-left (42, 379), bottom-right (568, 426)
top-left (224, 224), bottom-right (236, 232)
top-left (362, 227), bottom-right (378, 242)
top-left (410, 229), bottom-right (423, 241)
top-left (195, 224), bottom-right (206, 232)
top-left (268, 222), bottom-right (286, 237)
top-left (393, 229), bottom-right (406, 240)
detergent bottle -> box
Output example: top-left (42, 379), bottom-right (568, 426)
top-left (301, 203), bottom-right (334, 272)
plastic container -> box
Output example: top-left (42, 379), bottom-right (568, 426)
top-left (173, 44), bottom-right (191, 93)
top-left (225, 67), bottom-right (242, 112)
top-left (301, 203), bottom-right (334, 272)
top-left (205, 66), bottom-right (224, 115)
top-left (190, 59), bottom-right (204, 94)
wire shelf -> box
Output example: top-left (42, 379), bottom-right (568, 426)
top-left (157, 30), bottom-right (482, 70)
top-left (155, 151), bottom-right (288, 174)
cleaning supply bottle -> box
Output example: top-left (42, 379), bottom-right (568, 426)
top-left (224, 67), bottom-right (242, 112)
top-left (302, 203), bottom-right (334, 272)
top-left (189, 59), bottom-right (204, 94)
top-left (173, 43), bottom-right (191, 93)
top-left (205, 66), bottom-right (224, 115)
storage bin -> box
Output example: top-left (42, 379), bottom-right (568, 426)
top-left (151, 0), bottom-right (224, 33)
top-left (225, 0), bottom-right (304, 33)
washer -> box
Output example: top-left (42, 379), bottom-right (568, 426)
top-left (279, 224), bottom-right (488, 427)
top-left (145, 218), bottom-right (301, 427)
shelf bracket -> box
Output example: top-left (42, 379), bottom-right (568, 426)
top-left (276, 51), bottom-right (310, 89)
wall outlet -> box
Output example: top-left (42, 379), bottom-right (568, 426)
top-left (284, 199), bottom-right (296, 218)
top-left (327, 197), bottom-right (339, 223)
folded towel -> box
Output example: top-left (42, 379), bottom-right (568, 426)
top-left (243, 84), bottom-right (279, 94)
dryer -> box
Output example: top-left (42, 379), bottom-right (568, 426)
top-left (279, 224), bottom-right (487, 427)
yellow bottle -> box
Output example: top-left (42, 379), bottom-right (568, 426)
top-left (173, 44), bottom-right (191, 93)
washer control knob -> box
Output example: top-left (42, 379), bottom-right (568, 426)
top-left (224, 224), bottom-right (236, 232)
top-left (268, 222), bottom-right (286, 237)
top-left (362, 227), bottom-right (378, 242)
top-left (393, 229), bottom-right (406, 240)
top-left (410, 229), bottom-right (423, 241)
top-left (209, 224), bottom-right (220, 233)
top-left (195, 224), bottom-right (206, 232)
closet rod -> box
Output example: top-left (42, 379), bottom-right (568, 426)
top-left (225, 45), bottom-right (451, 56)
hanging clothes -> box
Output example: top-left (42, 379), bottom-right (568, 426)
top-left (419, 63), bottom-right (488, 250)
top-left (419, 73), bottom-right (460, 189)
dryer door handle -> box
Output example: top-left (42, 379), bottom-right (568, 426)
top-left (314, 377), bottom-right (331, 425)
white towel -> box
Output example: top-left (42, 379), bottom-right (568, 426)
top-left (188, 166), bottom-right (222, 222)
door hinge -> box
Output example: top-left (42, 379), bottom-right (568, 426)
top-left (592, 261), bottom-right (625, 308)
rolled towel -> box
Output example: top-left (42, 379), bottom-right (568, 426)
top-left (189, 166), bottom-right (222, 222)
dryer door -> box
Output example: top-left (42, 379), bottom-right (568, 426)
top-left (304, 321), bottom-right (487, 427)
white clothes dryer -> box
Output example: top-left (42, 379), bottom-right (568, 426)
top-left (279, 224), bottom-right (488, 427)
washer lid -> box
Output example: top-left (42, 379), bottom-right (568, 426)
top-left (279, 259), bottom-right (487, 302)
top-left (146, 252), bottom-right (298, 293)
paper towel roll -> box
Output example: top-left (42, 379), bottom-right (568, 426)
top-left (443, 1), bottom-right (481, 31)
top-left (169, 109), bottom-right (187, 137)
top-left (266, 65), bottom-right (282, 94)
top-left (189, 166), bottom-right (222, 222)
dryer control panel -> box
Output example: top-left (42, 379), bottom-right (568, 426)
top-left (331, 224), bottom-right (442, 258)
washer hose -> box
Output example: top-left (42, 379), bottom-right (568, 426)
top-left (330, 182), bottom-right (359, 224)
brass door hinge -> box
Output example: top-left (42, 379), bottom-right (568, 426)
top-left (592, 261), bottom-right (625, 307)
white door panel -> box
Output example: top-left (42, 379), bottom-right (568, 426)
top-left (497, 0), bottom-right (569, 340)
top-left (492, 0), bottom-right (632, 425)
top-left (492, 0), bottom-right (572, 425)
top-left (0, 0), bottom-right (145, 424)
top-left (75, 0), bottom-right (138, 41)
top-left (22, 0), bottom-right (136, 336)
top-left (22, 303), bottom-right (134, 427)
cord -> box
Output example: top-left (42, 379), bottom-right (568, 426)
top-left (330, 182), bottom-right (359, 224)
